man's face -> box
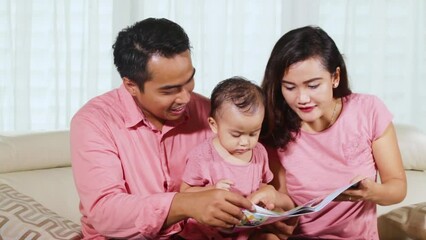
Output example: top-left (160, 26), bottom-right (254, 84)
top-left (125, 50), bottom-right (195, 130)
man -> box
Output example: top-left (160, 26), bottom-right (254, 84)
top-left (70, 18), bottom-right (254, 239)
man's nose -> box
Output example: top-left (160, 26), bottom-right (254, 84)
top-left (177, 88), bottom-right (191, 104)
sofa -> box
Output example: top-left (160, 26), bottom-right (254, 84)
top-left (0, 124), bottom-right (425, 239)
top-left (377, 124), bottom-right (426, 240)
top-left (0, 131), bottom-right (82, 239)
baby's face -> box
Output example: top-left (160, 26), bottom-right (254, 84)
top-left (210, 102), bottom-right (264, 158)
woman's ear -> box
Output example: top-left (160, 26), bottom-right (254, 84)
top-left (332, 67), bottom-right (341, 88)
top-left (123, 77), bottom-right (139, 96)
top-left (208, 117), bottom-right (218, 134)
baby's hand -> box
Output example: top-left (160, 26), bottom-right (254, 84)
top-left (215, 179), bottom-right (234, 191)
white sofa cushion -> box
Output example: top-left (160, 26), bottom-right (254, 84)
top-left (377, 170), bottom-right (426, 216)
top-left (395, 124), bottom-right (426, 171)
top-left (0, 131), bottom-right (71, 173)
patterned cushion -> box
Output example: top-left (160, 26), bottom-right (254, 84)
top-left (378, 202), bottom-right (426, 240)
top-left (0, 183), bottom-right (82, 239)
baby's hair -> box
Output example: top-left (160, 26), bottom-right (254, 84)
top-left (210, 76), bottom-right (265, 118)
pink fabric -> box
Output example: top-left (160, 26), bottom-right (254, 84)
top-left (180, 137), bottom-right (273, 239)
top-left (269, 93), bottom-right (393, 239)
top-left (71, 84), bottom-right (212, 239)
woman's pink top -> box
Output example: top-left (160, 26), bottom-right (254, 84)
top-left (269, 93), bottom-right (392, 239)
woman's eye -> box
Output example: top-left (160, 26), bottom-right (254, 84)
top-left (283, 85), bottom-right (295, 90)
top-left (308, 84), bottom-right (319, 89)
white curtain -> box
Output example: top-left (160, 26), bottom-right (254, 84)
top-left (1, 0), bottom-right (425, 132)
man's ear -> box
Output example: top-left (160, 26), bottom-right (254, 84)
top-left (208, 117), bottom-right (218, 134)
top-left (123, 77), bottom-right (139, 96)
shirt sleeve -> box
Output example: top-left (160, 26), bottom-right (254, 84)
top-left (369, 95), bottom-right (393, 141)
top-left (71, 114), bottom-right (181, 239)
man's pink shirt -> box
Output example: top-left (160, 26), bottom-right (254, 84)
top-left (70, 84), bottom-right (212, 239)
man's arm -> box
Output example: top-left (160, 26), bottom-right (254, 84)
top-left (166, 189), bottom-right (255, 229)
top-left (71, 115), bottom-right (180, 239)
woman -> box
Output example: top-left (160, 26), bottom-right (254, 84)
top-left (260, 26), bottom-right (406, 239)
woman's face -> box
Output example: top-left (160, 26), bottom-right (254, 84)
top-left (281, 57), bottom-right (340, 128)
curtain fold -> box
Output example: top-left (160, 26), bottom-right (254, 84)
top-left (0, 0), bottom-right (425, 132)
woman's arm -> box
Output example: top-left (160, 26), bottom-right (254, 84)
top-left (371, 123), bottom-right (407, 205)
top-left (345, 123), bottom-right (407, 205)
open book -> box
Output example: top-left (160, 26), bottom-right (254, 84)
top-left (233, 180), bottom-right (361, 231)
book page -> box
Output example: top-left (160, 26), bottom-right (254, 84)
top-left (232, 179), bottom-right (362, 231)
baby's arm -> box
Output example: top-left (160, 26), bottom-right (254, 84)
top-left (215, 179), bottom-right (234, 191)
top-left (180, 179), bottom-right (234, 193)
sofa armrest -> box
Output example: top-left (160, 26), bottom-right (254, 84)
top-left (0, 131), bottom-right (71, 173)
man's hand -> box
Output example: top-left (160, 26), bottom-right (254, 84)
top-left (167, 189), bottom-right (255, 228)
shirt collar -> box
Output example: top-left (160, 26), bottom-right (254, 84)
top-left (118, 84), bottom-right (145, 128)
top-left (118, 84), bottom-right (191, 129)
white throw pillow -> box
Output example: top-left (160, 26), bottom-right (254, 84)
top-left (0, 183), bottom-right (82, 239)
top-left (395, 124), bottom-right (426, 171)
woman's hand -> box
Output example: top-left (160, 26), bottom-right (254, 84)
top-left (335, 177), bottom-right (376, 202)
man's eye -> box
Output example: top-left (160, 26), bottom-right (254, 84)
top-left (162, 89), bottom-right (179, 95)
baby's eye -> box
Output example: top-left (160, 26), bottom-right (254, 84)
top-left (249, 132), bottom-right (259, 137)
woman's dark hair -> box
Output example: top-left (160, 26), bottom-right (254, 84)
top-left (210, 76), bottom-right (265, 119)
top-left (261, 26), bottom-right (352, 149)
top-left (112, 18), bottom-right (191, 91)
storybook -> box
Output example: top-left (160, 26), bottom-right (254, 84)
top-left (233, 179), bottom-right (362, 231)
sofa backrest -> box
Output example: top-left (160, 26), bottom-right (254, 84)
top-left (0, 124), bottom-right (425, 173)
top-left (0, 131), bottom-right (70, 173)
